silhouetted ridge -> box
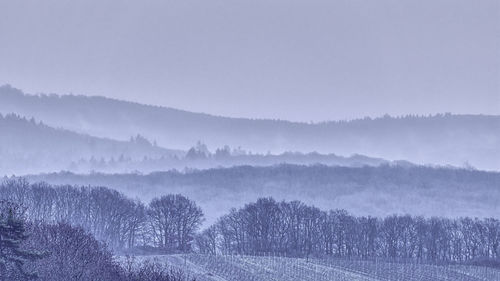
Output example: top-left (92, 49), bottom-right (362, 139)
top-left (1, 85), bottom-right (499, 170)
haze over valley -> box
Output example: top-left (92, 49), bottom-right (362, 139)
top-left (0, 1), bottom-right (498, 279)
top-left (1, 84), bottom-right (499, 229)
top-left (1, 85), bottom-right (499, 172)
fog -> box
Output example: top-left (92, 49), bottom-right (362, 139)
top-left (0, 1), bottom-right (499, 276)
top-left (1, 0), bottom-right (498, 122)
top-left (23, 165), bottom-right (500, 226)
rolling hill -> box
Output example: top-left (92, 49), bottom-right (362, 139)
top-left (0, 112), bottom-right (391, 175)
top-left (1, 85), bottom-right (499, 170)
top-left (0, 113), bottom-right (181, 175)
top-left (24, 164), bottom-right (500, 225)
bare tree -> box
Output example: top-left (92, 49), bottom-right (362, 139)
top-left (148, 194), bottom-right (203, 252)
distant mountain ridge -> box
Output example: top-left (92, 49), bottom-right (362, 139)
top-left (0, 113), bottom-right (182, 175)
top-left (1, 84), bottom-right (499, 170)
top-left (0, 112), bottom-right (391, 176)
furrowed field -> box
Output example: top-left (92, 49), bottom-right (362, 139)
top-left (118, 255), bottom-right (500, 281)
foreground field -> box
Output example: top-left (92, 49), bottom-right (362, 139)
top-left (119, 254), bottom-right (500, 281)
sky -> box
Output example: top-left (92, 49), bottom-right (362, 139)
top-left (0, 0), bottom-right (499, 122)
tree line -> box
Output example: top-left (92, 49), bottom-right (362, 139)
top-left (1, 179), bottom-right (499, 265)
top-left (196, 198), bottom-right (500, 263)
top-left (0, 179), bottom-right (203, 252)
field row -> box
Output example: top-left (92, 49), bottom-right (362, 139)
top-left (123, 255), bottom-right (500, 281)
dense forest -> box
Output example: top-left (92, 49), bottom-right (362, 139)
top-left (0, 113), bottom-right (388, 175)
top-left (25, 164), bottom-right (500, 225)
top-left (1, 85), bottom-right (499, 170)
top-left (0, 179), bottom-right (498, 270)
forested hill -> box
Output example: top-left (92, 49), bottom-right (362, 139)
top-left (0, 113), bottom-right (181, 175)
top-left (24, 164), bottom-right (500, 225)
top-left (1, 85), bottom-right (499, 170)
top-left (0, 112), bottom-right (394, 176)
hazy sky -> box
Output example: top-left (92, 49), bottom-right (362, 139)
top-left (1, 0), bottom-right (499, 122)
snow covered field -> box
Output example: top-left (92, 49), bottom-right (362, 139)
top-left (117, 254), bottom-right (500, 281)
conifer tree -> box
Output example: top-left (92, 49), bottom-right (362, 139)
top-left (0, 201), bottom-right (39, 280)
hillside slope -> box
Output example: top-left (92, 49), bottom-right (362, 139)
top-left (0, 113), bottom-right (181, 175)
top-left (0, 113), bottom-right (392, 176)
top-left (25, 164), bottom-right (500, 225)
top-left (1, 85), bottom-right (499, 170)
